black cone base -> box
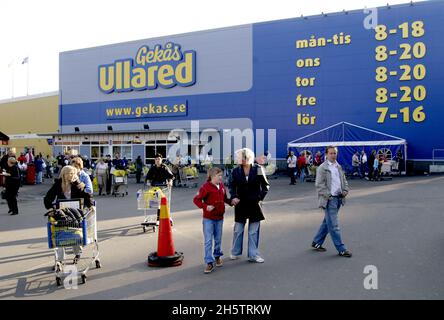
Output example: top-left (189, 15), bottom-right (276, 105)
top-left (148, 251), bottom-right (184, 267)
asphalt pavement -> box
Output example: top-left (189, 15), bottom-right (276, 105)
top-left (0, 173), bottom-right (443, 300)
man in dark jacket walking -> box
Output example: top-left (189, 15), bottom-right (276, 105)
top-left (135, 156), bottom-right (144, 184)
top-left (145, 153), bottom-right (174, 224)
top-left (368, 150), bottom-right (376, 181)
top-left (145, 154), bottom-right (174, 187)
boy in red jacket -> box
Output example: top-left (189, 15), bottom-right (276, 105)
top-left (193, 167), bottom-right (231, 274)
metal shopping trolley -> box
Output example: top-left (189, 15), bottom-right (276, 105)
top-left (178, 165), bottom-right (199, 188)
top-left (47, 199), bottom-right (101, 287)
top-left (379, 160), bottom-right (394, 181)
top-left (112, 171), bottom-right (128, 197)
top-left (138, 184), bottom-right (172, 233)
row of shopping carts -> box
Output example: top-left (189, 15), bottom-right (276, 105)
top-left (165, 164), bottom-right (199, 188)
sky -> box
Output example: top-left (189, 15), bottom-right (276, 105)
top-left (0, 0), bottom-right (424, 100)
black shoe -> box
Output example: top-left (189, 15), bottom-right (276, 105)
top-left (338, 250), bottom-right (352, 258)
top-left (10, 212), bottom-right (18, 215)
top-left (8, 209), bottom-right (12, 213)
top-left (311, 242), bottom-right (327, 252)
top-left (73, 254), bottom-right (81, 264)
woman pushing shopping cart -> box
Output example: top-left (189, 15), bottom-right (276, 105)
top-left (44, 165), bottom-right (101, 286)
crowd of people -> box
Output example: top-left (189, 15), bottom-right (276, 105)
top-left (351, 149), bottom-right (404, 181)
top-left (286, 150), bottom-right (322, 184)
top-left (286, 149), bottom-right (404, 184)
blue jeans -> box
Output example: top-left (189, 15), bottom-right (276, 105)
top-left (36, 171), bottom-right (43, 184)
top-left (231, 221), bottom-right (261, 258)
top-left (299, 168), bottom-right (306, 182)
top-left (202, 218), bottom-right (224, 264)
top-left (313, 197), bottom-right (347, 253)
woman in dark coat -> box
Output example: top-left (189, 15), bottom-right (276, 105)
top-left (4, 157), bottom-right (21, 215)
top-left (229, 148), bottom-right (270, 263)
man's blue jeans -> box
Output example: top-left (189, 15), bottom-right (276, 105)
top-left (36, 171), bottom-right (43, 184)
top-left (231, 221), bottom-right (261, 258)
top-left (313, 197), bottom-right (347, 253)
top-left (202, 218), bottom-right (224, 264)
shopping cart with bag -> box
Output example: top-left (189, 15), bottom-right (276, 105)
top-left (138, 184), bottom-right (172, 233)
top-left (46, 199), bottom-right (101, 287)
top-left (179, 165), bottom-right (199, 188)
top-left (112, 169), bottom-right (128, 197)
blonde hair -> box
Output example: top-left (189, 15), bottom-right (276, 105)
top-left (60, 165), bottom-right (78, 193)
top-left (235, 148), bottom-right (255, 165)
top-left (70, 156), bottom-right (84, 170)
top-left (207, 167), bottom-right (223, 182)
top-left (8, 157), bottom-right (17, 165)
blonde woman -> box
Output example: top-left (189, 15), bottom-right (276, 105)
top-left (44, 165), bottom-right (93, 263)
top-left (228, 148), bottom-right (270, 263)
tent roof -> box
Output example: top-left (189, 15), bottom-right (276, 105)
top-left (288, 122), bottom-right (406, 148)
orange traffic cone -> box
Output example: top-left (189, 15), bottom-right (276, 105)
top-left (148, 196), bottom-right (184, 267)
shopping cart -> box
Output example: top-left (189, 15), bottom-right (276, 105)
top-left (305, 165), bottom-right (317, 182)
top-left (47, 200), bottom-right (100, 287)
top-left (178, 165), bottom-right (199, 188)
top-left (112, 171), bottom-right (128, 197)
top-left (264, 163), bottom-right (279, 180)
top-left (379, 161), bottom-right (394, 181)
top-left (138, 184), bottom-right (172, 233)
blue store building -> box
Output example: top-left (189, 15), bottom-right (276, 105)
top-left (55, 1), bottom-right (443, 172)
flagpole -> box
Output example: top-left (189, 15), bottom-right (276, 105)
top-left (26, 58), bottom-right (29, 96)
top-left (11, 64), bottom-right (14, 98)
top-left (8, 60), bottom-right (15, 98)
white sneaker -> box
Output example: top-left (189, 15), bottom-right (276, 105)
top-left (248, 256), bottom-right (265, 263)
top-left (230, 254), bottom-right (240, 260)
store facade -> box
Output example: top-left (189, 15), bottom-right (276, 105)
top-left (57, 1), bottom-right (444, 170)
